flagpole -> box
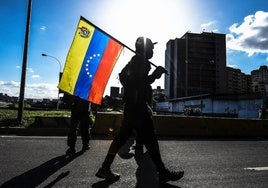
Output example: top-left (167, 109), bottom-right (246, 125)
top-left (17, 0), bottom-right (32, 125)
top-left (80, 16), bottom-right (135, 52)
top-left (80, 16), bottom-right (158, 68)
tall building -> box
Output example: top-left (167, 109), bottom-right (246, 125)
top-left (251, 65), bottom-right (268, 95)
top-left (226, 67), bottom-right (251, 94)
top-left (165, 32), bottom-right (227, 99)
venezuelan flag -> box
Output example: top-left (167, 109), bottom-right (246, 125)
top-left (58, 17), bottom-right (123, 105)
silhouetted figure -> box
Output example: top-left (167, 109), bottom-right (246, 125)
top-left (63, 94), bottom-right (92, 154)
top-left (259, 105), bottom-right (266, 119)
top-left (95, 37), bottom-right (184, 183)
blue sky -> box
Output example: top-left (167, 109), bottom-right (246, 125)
top-left (0, 0), bottom-right (268, 99)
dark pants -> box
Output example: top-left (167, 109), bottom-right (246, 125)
top-left (102, 103), bottom-right (165, 172)
top-left (67, 108), bottom-right (90, 148)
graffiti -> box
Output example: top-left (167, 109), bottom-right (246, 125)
top-left (183, 107), bottom-right (201, 116)
top-left (225, 107), bottom-right (236, 114)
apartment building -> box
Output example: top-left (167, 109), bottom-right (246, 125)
top-left (251, 65), bottom-right (268, 95)
top-left (165, 31), bottom-right (227, 99)
top-left (226, 67), bottom-right (251, 94)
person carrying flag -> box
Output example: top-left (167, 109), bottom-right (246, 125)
top-left (96, 37), bottom-right (184, 184)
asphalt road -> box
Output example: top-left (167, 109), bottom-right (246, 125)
top-left (0, 136), bottom-right (268, 188)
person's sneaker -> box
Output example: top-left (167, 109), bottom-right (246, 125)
top-left (95, 167), bottom-right (120, 180)
top-left (66, 147), bottom-right (76, 155)
top-left (82, 144), bottom-right (90, 152)
top-left (159, 169), bottom-right (184, 183)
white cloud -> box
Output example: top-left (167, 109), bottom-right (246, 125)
top-left (16, 66), bottom-right (20, 69)
top-left (200, 21), bottom-right (216, 29)
top-left (0, 80), bottom-right (20, 87)
top-left (199, 21), bottom-right (219, 34)
top-left (32, 75), bottom-right (40, 78)
top-left (0, 81), bottom-right (20, 97)
top-left (40, 26), bottom-right (47, 30)
top-left (226, 11), bottom-right (268, 56)
top-left (227, 64), bottom-right (238, 69)
top-left (0, 80), bottom-right (58, 99)
top-left (212, 29), bottom-right (219, 33)
top-left (25, 83), bottom-right (58, 99)
top-left (27, 68), bottom-right (34, 73)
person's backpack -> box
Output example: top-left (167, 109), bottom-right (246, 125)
top-left (119, 63), bottom-right (132, 87)
top-left (119, 62), bottom-right (140, 103)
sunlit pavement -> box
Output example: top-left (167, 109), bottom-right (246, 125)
top-left (0, 136), bottom-right (268, 188)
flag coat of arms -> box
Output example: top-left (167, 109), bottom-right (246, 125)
top-left (58, 16), bottom-right (123, 105)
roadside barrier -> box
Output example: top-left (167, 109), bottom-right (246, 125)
top-left (1, 112), bottom-right (267, 137)
top-left (92, 113), bottom-right (268, 137)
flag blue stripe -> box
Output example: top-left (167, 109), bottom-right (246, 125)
top-left (74, 29), bottom-right (109, 99)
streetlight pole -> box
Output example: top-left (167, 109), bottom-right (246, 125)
top-left (42, 53), bottom-right (62, 72)
top-left (41, 53), bottom-right (62, 109)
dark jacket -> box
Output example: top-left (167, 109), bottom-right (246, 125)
top-left (120, 55), bottom-right (156, 106)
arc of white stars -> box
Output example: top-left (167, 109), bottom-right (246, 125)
top-left (85, 53), bottom-right (101, 77)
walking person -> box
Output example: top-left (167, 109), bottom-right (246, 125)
top-left (259, 105), bottom-right (266, 119)
top-left (64, 94), bottom-right (93, 154)
top-left (95, 37), bottom-right (184, 183)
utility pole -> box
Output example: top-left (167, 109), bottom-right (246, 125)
top-left (17, 0), bottom-right (32, 125)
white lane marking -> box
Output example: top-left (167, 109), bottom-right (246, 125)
top-left (244, 167), bottom-right (268, 171)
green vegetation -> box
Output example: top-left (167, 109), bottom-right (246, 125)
top-left (0, 109), bottom-right (71, 127)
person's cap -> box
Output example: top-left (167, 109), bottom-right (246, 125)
top-left (135, 37), bottom-right (157, 51)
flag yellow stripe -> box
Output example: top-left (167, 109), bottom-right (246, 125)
top-left (58, 19), bottom-right (95, 94)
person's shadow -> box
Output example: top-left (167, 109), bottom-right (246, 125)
top-left (91, 178), bottom-right (120, 188)
top-left (134, 150), bottom-right (181, 188)
top-left (1, 151), bottom-right (83, 188)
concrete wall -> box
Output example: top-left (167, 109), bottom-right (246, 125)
top-left (156, 97), bottom-right (263, 118)
top-left (153, 115), bottom-right (268, 137)
top-left (2, 113), bottom-right (267, 137)
top-left (238, 99), bottom-right (261, 119)
top-left (92, 113), bottom-right (268, 137)
top-left (92, 112), bottom-right (123, 135)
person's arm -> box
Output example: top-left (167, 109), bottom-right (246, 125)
top-left (148, 66), bottom-right (167, 84)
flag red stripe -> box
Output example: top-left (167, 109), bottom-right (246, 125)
top-left (88, 39), bottom-right (123, 104)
